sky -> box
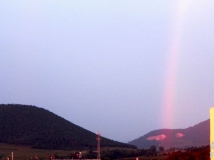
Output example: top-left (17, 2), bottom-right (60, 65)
top-left (1, 1), bottom-right (214, 143)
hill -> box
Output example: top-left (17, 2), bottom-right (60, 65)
top-left (0, 104), bottom-right (136, 150)
top-left (129, 119), bottom-right (209, 149)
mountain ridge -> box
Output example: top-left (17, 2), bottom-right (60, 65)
top-left (129, 119), bottom-right (209, 149)
top-left (0, 104), bottom-right (136, 150)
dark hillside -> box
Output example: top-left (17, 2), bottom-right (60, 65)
top-left (129, 119), bottom-right (209, 149)
top-left (0, 104), bottom-right (136, 150)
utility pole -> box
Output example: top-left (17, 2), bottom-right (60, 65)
top-left (96, 132), bottom-right (101, 160)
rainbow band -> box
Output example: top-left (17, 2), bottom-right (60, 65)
top-left (162, 1), bottom-right (191, 128)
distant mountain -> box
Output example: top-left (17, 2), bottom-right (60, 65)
top-left (0, 104), bottom-right (136, 150)
top-left (129, 119), bottom-right (209, 149)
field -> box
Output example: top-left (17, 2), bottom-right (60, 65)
top-left (0, 143), bottom-right (74, 160)
top-left (0, 143), bottom-right (168, 160)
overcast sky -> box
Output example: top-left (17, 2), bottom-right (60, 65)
top-left (1, 1), bottom-right (214, 143)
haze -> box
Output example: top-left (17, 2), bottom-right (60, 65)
top-left (1, 1), bottom-right (214, 142)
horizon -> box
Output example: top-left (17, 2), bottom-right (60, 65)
top-left (0, 103), bottom-right (209, 143)
top-left (1, 1), bottom-right (214, 142)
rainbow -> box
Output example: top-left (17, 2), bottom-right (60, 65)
top-left (162, 1), bottom-right (191, 128)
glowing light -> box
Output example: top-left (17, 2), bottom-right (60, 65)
top-left (162, 1), bottom-right (191, 128)
top-left (175, 133), bottom-right (184, 138)
top-left (146, 134), bottom-right (166, 141)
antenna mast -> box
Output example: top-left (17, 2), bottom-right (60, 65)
top-left (96, 132), bottom-right (101, 160)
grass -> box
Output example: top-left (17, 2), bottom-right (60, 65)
top-left (0, 143), bottom-right (74, 160)
top-left (0, 143), bottom-right (168, 160)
